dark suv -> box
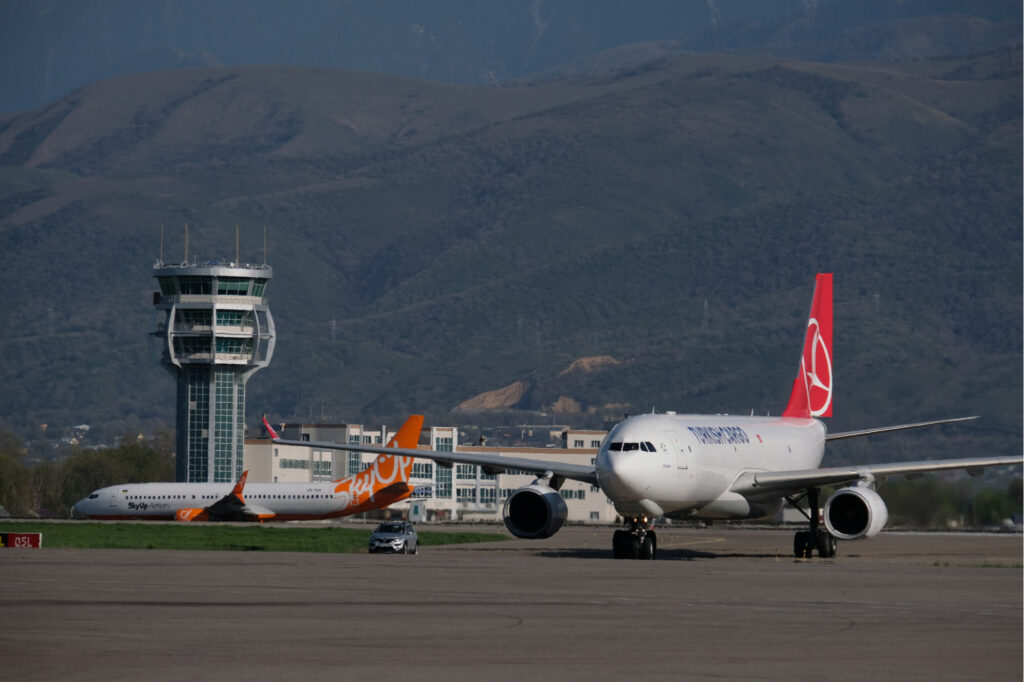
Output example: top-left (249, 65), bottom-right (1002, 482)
top-left (368, 521), bottom-right (419, 554)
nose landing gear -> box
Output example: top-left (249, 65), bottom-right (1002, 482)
top-left (787, 487), bottom-right (838, 559)
top-left (612, 515), bottom-right (657, 560)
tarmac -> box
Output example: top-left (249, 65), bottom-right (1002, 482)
top-left (1, 525), bottom-right (1020, 681)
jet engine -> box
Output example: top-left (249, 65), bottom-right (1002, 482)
top-left (502, 481), bottom-right (568, 539)
top-left (823, 486), bottom-right (888, 540)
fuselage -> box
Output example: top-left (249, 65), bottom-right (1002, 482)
top-left (73, 481), bottom-right (345, 521)
top-left (595, 413), bottom-right (825, 520)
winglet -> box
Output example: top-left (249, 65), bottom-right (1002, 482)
top-left (231, 470), bottom-right (249, 502)
top-left (261, 415), bottom-right (280, 441)
top-left (783, 273), bottom-right (833, 418)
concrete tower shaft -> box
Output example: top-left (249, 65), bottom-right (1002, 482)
top-left (153, 262), bottom-right (275, 483)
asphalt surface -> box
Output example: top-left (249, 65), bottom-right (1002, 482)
top-left (1, 525), bottom-right (1020, 681)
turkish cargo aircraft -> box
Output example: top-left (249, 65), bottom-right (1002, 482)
top-left (72, 415), bottom-right (423, 522)
top-left (264, 274), bottom-right (1022, 558)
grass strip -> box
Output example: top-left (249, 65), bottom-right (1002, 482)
top-left (0, 521), bottom-right (506, 553)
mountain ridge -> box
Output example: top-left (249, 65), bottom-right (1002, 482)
top-left (0, 46), bottom-right (1018, 466)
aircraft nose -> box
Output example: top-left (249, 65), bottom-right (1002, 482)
top-left (598, 451), bottom-right (646, 501)
top-left (70, 496), bottom-right (94, 519)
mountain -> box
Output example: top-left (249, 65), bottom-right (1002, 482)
top-left (0, 43), bottom-right (1019, 464)
top-left (2, 0), bottom-right (1019, 113)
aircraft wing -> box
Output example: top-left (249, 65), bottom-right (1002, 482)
top-left (174, 470), bottom-right (277, 522)
top-left (263, 422), bottom-right (599, 486)
top-left (729, 455), bottom-right (1023, 497)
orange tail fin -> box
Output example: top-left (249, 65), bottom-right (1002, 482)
top-left (387, 414), bottom-right (424, 449)
top-left (783, 273), bottom-right (833, 418)
top-left (332, 415), bottom-right (423, 512)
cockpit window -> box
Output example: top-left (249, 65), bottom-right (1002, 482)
top-left (88, 493), bottom-right (99, 499)
top-left (623, 442), bottom-right (639, 451)
top-left (609, 442), bottom-right (623, 451)
top-left (644, 442), bottom-right (657, 452)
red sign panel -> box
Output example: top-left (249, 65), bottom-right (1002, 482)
top-left (0, 532), bottom-right (42, 548)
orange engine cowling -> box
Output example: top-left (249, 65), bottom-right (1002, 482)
top-left (174, 508), bottom-right (208, 522)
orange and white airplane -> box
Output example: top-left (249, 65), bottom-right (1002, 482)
top-left (264, 274), bottom-right (1022, 559)
top-left (72, 415), bottom-right (423, 522)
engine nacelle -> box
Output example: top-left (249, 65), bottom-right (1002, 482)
top-left (824, 486), bottom-right (889, 540)
top-left (502, 481), bottom-right (568, 539)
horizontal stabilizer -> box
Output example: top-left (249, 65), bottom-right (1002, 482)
top-left (826, 416), bottom-right (978, 441)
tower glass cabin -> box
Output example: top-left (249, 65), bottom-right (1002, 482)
top-left (153, 262), bottom-right (275, 483)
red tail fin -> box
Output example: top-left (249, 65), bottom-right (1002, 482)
top-left (783, 273), bottom-right (833, 418)
top-left (261, 415), bottom-right (279, 440)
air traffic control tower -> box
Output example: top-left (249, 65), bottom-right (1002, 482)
top-left (153, 260), bottom-right (275, 483)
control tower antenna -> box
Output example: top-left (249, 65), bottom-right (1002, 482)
top-left (263, 226), bottom-right (268, 265)
top-left (184, 224), bottom-right (189, 264)
top-left (235, 224), bottom-right (240, 265)
top-left (158, 225), bottom-right (164, 266)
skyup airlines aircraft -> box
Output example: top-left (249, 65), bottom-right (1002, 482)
top-left (72, 415), bottom-right (423, 522)
top-left (264, 274), bottom-right (1022, 558)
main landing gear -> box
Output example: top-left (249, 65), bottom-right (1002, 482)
top-left (612, 515), bottom-right (657, 560)
top-left (787, 487), bottom-right (838, 559)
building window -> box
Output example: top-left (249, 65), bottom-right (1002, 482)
top-left (179, 277), bottom-right (212, 295)
top-left (591, 440), bottom-right (602, 448)
top-left (574, 439), bottom-right (584, 448)
top-left (590, 511), bottom-right (600, 520)
top-left (435, 465), bottom-right (452, 499)
top-left (217, 278), bottom-right (251, 296)
top-left (412, 462), bottom-right (433, 479)
top-left (456, 464), bottom-right (476, 480)
top-left (436, 436), bottom-right (453, 452)
top-left (479, 487), bottom-right (496, 504)
top-left (457, 488), bottom-right (476, 503)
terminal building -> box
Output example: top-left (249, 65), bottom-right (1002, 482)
top-left (244, 424), bottom-right (618, 523)
top-left (153, 260), bottom-right (275, 483)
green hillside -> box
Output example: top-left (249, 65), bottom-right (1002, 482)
top-left (0, 48), bottom-right (1019, 465)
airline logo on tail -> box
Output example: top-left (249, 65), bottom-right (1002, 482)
top-left (784, 273), bottom-right (833, 418)
top-left (332, 415), bottom-right (421, 512)
top-left (262, 414), bottom-right (423, 514)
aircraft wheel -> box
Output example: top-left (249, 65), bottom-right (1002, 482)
top-left (793, 531), bottom-right (811, 558)
top-left (816, 533), bottom-right (837, 558)
top-left (612, 530), bottom-right (629, 559)
top-left (628, 535), bottom-right (641, 560)
top-left (639, 533), bottom-right (656, 560)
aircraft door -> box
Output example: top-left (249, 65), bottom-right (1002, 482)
top-left (665, 431), bottom-right (687, 469)
top-left (108, 489), bottom-right (119, 510)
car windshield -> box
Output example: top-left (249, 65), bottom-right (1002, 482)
top-left (377, 524), bottom-right (405, 533)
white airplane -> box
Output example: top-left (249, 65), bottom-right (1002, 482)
top-left (72, 415), bottom-right (424, 522)
top-left (264, 274), bottom-right (1022, 558)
